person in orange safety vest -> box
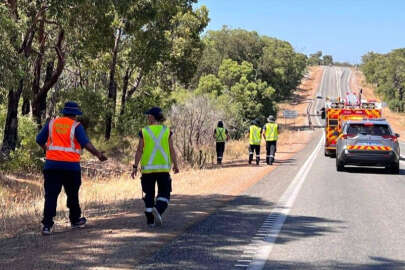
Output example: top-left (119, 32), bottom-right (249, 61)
top-left (36, 101), bottom-right (107, 235)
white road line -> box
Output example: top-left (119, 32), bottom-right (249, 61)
top-left (314, 67), bottom-right (326, 127)
top-left (246, 134), bottom-right (324, 270)
top-left (336, 68), bottom-right (341, 99)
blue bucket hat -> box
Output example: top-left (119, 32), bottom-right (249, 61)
top-left (145, 107), bottom-right (163, 118)
top-left (61, 101), bottom-right (82, 116)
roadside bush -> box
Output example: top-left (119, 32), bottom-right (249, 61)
top-left (169, 95), bottom-right (226, 168)
top-left (0, 116), bottom-right (43, 173)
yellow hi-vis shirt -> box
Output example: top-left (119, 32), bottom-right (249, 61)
top-left (215, 127), bottom-right (226, 142)
top-left (141, 125), bottom-right (171, 174)
top-left (249, 125), bottom-right (261, 145)
top-left (265, 123), bottom-right (278, 141)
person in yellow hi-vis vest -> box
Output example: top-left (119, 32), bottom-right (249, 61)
top-left (131, 107), bottom-right (179, 227)
top-left (249, 119), bottom-right (262, 165)
top-left (213, 121), bottom-right (230, 165)
top-left (262, 115), bottom-right (278, 165)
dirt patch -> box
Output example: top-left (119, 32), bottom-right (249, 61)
top-left (0, 68), bottom-right (323, 270)
top-left (351, 69), bottom-right (405, 141)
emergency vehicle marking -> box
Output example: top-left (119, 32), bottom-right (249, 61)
top-left (347, 145), bottom-right (391, 151)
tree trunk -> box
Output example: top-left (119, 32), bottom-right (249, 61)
top-left (121, 72), bottom-right (143, 115)
top-left (22, 96), bottom-right (30, 115)
top-left (1, 79), bottom-right (23, 157)
top-left (32, 61), bottom-right (54, 127)
top-left (105, 28), bottom-right (122, 141)
top-left (119, 68), bottom-right (130, 117)
top-left (31, 26), bottom-right (65, 129)
top-left (31, 16), bottom-right (45, 127)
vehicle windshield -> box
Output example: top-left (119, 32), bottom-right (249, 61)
top-left (347, 124), bottom-right (391, 136)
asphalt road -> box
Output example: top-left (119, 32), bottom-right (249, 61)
top-left (137, 66), bottom-right (405, 270)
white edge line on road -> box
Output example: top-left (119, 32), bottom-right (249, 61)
top-left (246, 134), bottom-right (324, 270)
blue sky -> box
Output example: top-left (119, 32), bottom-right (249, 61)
top-left (196, 0), bottom-right (405, 64)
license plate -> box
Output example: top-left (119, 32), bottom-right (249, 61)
top-left (358, 142), bottom-right (382, 146)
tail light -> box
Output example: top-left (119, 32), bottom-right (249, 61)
top-left (383, 135), bottom-right (398, 142)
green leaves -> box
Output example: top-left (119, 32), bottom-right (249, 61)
top-left (361, 49), bottom-right (405, 112)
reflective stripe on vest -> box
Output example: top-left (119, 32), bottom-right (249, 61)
top-left (216, 127), bottom-right (226, 142)
top-left (141, 126), bottom-right (171, 173)
top-left (249, 125), bottom-right (261, 145)
top-left (46, 117), bottom-right (82, 162)
top-left (48, 119), bottom-right (81, 154)
top-left (265, 123), bottom-right (278, 141)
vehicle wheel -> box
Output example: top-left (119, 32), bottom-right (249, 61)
top-left (336, 158), bottom-right (344, 172)
top-left (387, 162), bottom-right (400, 174)
top-left (324, 150), bottom-right (329, 157)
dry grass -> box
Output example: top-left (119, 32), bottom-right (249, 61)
top-left (0, 173), bottom-right (143, 238)
top-left (0, 67), bottom-right (322, 240)
top-left (0, 129), bottom-right (309, 239)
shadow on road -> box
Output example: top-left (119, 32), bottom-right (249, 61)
top-left (135, 202), bottom-right (344, 269)
top-left (0, 191), bottom-right (345, 270)
top-left (266, 256), bottom-right (405, 270)
top-left (344, 167), bottom-right (405, 176)
top-left (275, 214), bottom-right (345, 245)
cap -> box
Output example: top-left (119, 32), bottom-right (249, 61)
top-left (145, 107), bottom-right (163, 118)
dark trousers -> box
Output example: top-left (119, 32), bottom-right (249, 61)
top-left (42, 170), bottom-right (82, 227)
top-left (216, 142), bottom-right (225, 164)
top-left (266, 141), bottom-right (277, 164)
top-left (141, 173), bottom-right (172, 215)
top-left (249, 144), bottom-right (260, 164)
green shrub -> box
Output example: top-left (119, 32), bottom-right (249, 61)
top-left (0, 116), bottom-right (43, 173)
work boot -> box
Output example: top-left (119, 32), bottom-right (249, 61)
top-left (256, 157), bottom-right (260, 165)
top-left (41, 226), bottom-right (52, 236)
top-left (71, 217), bottom-right (87, 229)
top-left (266, 157), bottom-right (270, 165)
top-left (145, 212), bottom-right (155, 227)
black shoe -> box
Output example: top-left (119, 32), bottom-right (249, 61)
top-left (41, 226), bottom-right (52, 236)
top-left (71, 217), bottom-right (87, 229)
top-left (145, 212), bottom-right (155, 227)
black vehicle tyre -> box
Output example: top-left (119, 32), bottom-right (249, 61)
top-left (324, 150), bottom-right (329, 157)
top-left (336, 157), bottom-right (344, 172)
top-left (387, 162), bottom-right (400, 174)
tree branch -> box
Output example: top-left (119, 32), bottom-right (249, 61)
top-left (18, 6), bottom-right (47, 56)
top-left (40, 29), bottom-right (65, 95)
top-left (6, 0), bottom-right (19, 20)
top-left (127, 72), bottom-right (143, 98)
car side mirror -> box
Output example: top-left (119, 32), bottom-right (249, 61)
top-left (395, 133), bottom-right (400, 138)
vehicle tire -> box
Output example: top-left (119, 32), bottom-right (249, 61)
top-left (387, 162), bottom-right (400, 174)
top-left (324, 150), bottom-right (329, 157)
top-left (336, 158), bottom-right (344, 172)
